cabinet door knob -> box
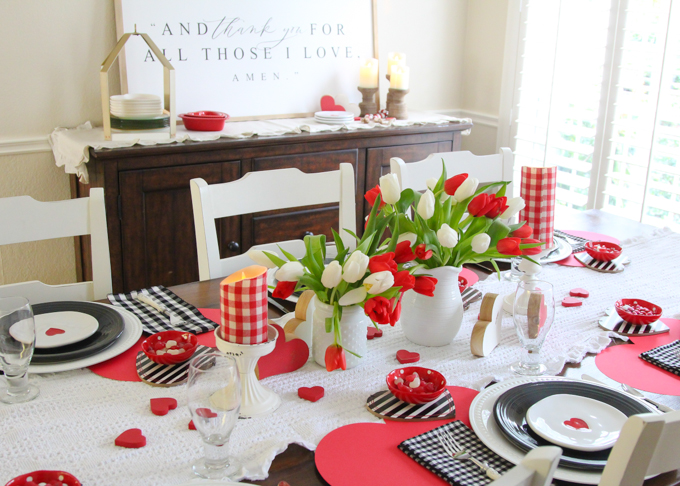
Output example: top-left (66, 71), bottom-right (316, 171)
top-left (227, 241), bottom-right (240, 252)
top-left (303, 231), bottom-right (314, 238)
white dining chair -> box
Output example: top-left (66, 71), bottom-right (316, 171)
top-left (0, 188), bottom-right (112, 304)
top-left (190, 164), bottom-right (356, 281)
top-left (390, 148), bottom-right (514, 196)
top-left (599, 409), bottom-right (680, 486)
top-left (489, 446), bottom-right (562, 486)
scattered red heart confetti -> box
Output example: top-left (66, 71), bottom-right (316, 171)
top-left (298, 386), bottom-right (325, 402)
top-left (188, 420), bottom-right (196, 430)
top-left (562, 297), bottom-right (583, 307)
top-left (367, 327), bottom-right (383, 340)
top-left (570, 288), bottom-right (590, 298)
top-left (564, 417), bottom-right (589, 430)
top-left (396, 350), bottom-right (420, 364)
top-left (196, 407), bottom-right (218, 418)
top-left (45, 328), bottom-right (66, 336)
top-left (115, 428), bottom-right (146, 448)
top-left (150, 397), bottom-right (177, 416)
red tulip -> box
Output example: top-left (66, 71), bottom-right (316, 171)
top-left (369, 252), bottom-right (397, 274)
top-left (389, 295), bottom-right (403, 326)
top-left (414, 244), bottom-right (433, 260)
top-left (413, 276), bottom-right (438, 297)
top-left (497, 237), bottom-right (522, 256)
top-left (522, 238), bottom-right (544, 256)
top-left (480, 195), bottom-right (508, 219)
top-left (325, 344), bottom-right (347, 371)
top-left (364, 185), bottom-right (385, 209)
top-left (444, 173), bottom-right (468, 196)
top-left (393, 270), bottom-right (415, 292)
top-left (468, 193), bottom-right (490, 217)
top-left (511, 224), bottom-right (533, 239)
top-left (364, 296), bottom-right (392, 324)
top-left (272, 280), bottom-right (297, 299)
top-left (394, 240), bottom-right (416, 263)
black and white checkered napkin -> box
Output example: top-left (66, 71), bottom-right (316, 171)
top-left (399, 421), bottom-right (513, 486)
top-left (108, 285), bottom-right (217, 335)
top-left (639, 340), bottom-right (680, 376)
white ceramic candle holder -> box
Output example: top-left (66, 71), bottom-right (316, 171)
top-left (214, 325), bottom-right (281, 418)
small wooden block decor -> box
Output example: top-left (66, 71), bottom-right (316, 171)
top-left (150, 397), bottom-right (177, 416)
top-left (255, 323), bottom-right (309, 380)
top-left (470, 293), bottom-right (505, 357)
top-left (562, 297), bottom-right (583, 307)
top-left (366, 389), bottom-right (455, 421)
top-left (570, 288), bottom-right (590, 298)
top-left (136, 344), bottom-right (213, 387)
top-left (598, 309), bottom-right (670, 336)
top-left (115, 428), bottom-right (146, 448)
top-left (574, 253), bottom-right (626, 273)
top-left (367, 326), bottom-right (383, 339)
top-left (298, 386), bottom-right (325, 402)
top-left (396, 350), bottom-right (420, 364)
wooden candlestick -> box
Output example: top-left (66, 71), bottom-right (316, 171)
top-left (358, 87), bottom-right (379, 116)
top-left (385, 74), bottom-right (392, 109)
top-left (387, 88), bottom-right (409, 120)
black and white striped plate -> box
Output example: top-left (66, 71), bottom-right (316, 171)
top-left (462, 287), bottom-right (483, 310)
top-left (574, 253), bottom-right (629, 273)
top-left (598, 308), bottom-right (669, 336)
top-left (136, 344), bottom-right (214, 387)
top-left (366, 389), bottom-right (456, 421)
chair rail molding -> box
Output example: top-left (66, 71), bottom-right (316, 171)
top-left (0, 136), bottom-right (52, 156)
top-left (429, 109), bottom-right (499, 128)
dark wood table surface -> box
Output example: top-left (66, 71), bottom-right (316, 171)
top-left (168, 209), bottom-right (679, 486)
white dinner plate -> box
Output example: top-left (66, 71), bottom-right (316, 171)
top-left (314, 111), bottom-right (354, 118)
top-left (110, 94), bottom-right (160, 102)
top-left (526, 394), bottom-right (628, 451)
top-left (34, 311), bottom-right (99, 349)
top-left (469, 376), bottom-right (657, 484)
top-left (28, 304), bottom-right (143, 373)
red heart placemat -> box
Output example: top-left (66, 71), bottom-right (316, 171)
top-left (554, 230), bottom-right (620, 267)
top-left (315, 386), bottom-right (479, 486)
top-left (596, 318), bottom-right (680, 395)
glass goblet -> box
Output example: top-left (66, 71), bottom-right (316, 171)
top-left (510, 280), bottom-right (555, 375)
top-left (0, 296), bottom-right (39, 404)
top-left (187, 352), bottom-right (241, 480)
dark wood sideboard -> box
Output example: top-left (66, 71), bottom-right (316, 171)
top-left (71, 122), bottom-right (472, 293)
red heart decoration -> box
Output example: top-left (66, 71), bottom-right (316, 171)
top-left (564, 417), bottom-right (589, 430)
top-left (150, 397), bottom-right (177, 416)
top-left (257, 323), bottom-right (309, 379)
top-left (562, 297), bottom-right (583, 307)
top-left (115, 428), bottom-right (146, 448)
top-left (316, 386), bottom-right (478, 486)
top-left (320, 95), bottom-right (346, 111)
top-left (196, 407), bottom-right (218, 418)
top-left (396, 350), bottom-right (420, 364)
top-left (298, 386), bottom-right (325, 402)
top-left (367, 327), bottom-right (383, 340)
top-left (570, 288), bottom-right (590, 298)
top-left (45, 327), bottom-right (66, 336)
top-left (188, 420), bottom-right (196, 430)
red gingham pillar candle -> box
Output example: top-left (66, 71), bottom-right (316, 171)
top-left (518, 166), bottom-right (557, 247)
top-left (220, 265), bottom-right (269, 344)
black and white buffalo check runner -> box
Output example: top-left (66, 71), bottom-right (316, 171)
top-left (640, 340), bottom-right (680, 376)
top-left (136, 344), bottom-right (214, 386)
top-left (399, 421), bottom-right (513, 486)
top-left (366, 389), bottom-right (456, 421)
top-left (108, 285), bottom-right (217, 335)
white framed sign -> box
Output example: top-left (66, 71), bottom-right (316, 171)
top-left (115, 0), bottom-right (377, 120)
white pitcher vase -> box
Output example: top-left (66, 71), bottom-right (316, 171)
top-left (312, 297), bottom-right (368, 370)
top-left (400, 266), bottom-right (463, 346)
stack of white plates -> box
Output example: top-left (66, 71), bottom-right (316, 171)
top-left (111, 94), bottom-right (163, 119)
top-left (314, 111), bottom-right (355, 125)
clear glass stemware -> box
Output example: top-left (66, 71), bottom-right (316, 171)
top-left (0, 296), bottom-right (39, 404)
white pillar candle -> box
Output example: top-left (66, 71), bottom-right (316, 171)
top-left (359, 58), bottom-right (379, 88)
top-left (386, 52), bottom-right (406, 78)
top-left (390, 65), bottom-right (410, 89)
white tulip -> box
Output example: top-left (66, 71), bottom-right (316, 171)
top-left (338, 287), bottom-right (368, 306)
top-left (500, 197), bottom-right (526, 219)
top-left (363, 271), bottom-right (395, 295)
top-left (397, 232), bottom-right (418, 246)
top-left (417, 189), bottom-right (435, 220)
top-left (453, 176), bottom-right (479, 202)
top-left (342, 250), bottom-right (369, 283)
top-left (247, 249), bottom-right (279, 269)
top-left (471, 233), bottom-right (491, 254)
top-left (437, 223), bottom-right (459, 248)
top-left (275, 261), bottom-right (305, 281)
top-left (321, 260), bottom-right (343, 288)
top-left (426, 177), bottom-right (438, 191)
top-left (379, 173), bottom-right (401, 205)
top-left (440, 192), bottom-right (451, 203)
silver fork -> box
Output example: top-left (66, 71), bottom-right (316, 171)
top-left (436, 429), bottom-right (501, 480)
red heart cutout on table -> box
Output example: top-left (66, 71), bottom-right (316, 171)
top-left (316, 386), bottom-right (478, 486)
top-left (570, 288), bottom-right (590, 298)
top-left (396, 350), bottom-right (420, 364)
top-left (257, 323), bottom-right (309, 379)
top-left (564, 418), bottom-right (589, 430)
top-left (320, 95), bottom-right (346, 111)
top-left (196, 407), bottom-right (218, 418)
top-left (115, 428), bottom-right (146, 448)
top-left (188, 420), bottom-right (196, 430)
top-left (298, 386), bottom-right (325, 402)
top-left (150, 397), bottom-right (177, 416)
top-left (562, 297), bottom-right (583, 307)
top-left (45, 327), bottom-right (66, 336)
top-left (367, 327), bottom-right (383, 340)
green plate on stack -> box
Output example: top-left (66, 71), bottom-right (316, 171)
top-left (110, 114), bottom-right (170, 130)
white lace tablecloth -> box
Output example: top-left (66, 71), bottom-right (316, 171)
top-left (49, 113), bottom-right (471, 184)
top-left (2, 229), bottom-right (679, 485)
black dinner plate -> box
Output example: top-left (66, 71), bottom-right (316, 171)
top-left (493, 381), bottom-right (653, 471)
top-left (31, 302), bottom-right (124, 364)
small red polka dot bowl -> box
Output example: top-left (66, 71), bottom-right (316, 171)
top-left (386, 366), bottom-right (447, 404)
top-left (615, 299), bottom-right (662, 325)
top-left (5, 470), bottom-right (81, 486)
top-left (584, 241), bottom-right (622, 262)
top-left (142, 330), bottom-right (198, 365)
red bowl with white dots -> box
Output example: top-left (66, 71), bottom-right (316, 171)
top-left (615, 299), bottom-right (662, 325)
top-left (584, 241), bottom-right (622, 262)
top-left (5, 470), bottom-right (81, 486)
top-left (142, 330), bottom-right (198, 365)
top-left (386, 366), bottom-right (447, 404)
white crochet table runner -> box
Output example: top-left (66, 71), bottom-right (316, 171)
top-left (49, 113), bottom-right (471, 184)
top-left (2, 229), bottom-right (678, 485)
